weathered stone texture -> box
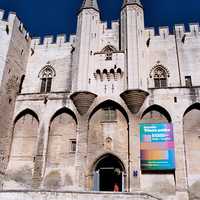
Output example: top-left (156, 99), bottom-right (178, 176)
top-left (1, 1), bottom-right (200, 200)
top-left (0, 13), bottom-right (31, 174)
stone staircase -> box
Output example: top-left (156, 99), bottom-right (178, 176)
top-left (0, 190), bottom-right (163, 200)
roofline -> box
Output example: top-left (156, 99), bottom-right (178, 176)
top-left (77, 7), bottom-right (100, 15)
top-left (121, 3), bottom-right (143, 11)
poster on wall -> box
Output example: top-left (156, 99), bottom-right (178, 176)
top-left (140, 123), bottom-right (175, 171)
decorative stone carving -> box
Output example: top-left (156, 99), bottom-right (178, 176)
top-left (120, 89), bottom-right (149, 114)
top-left (70, 91), bottom-right (97, 115)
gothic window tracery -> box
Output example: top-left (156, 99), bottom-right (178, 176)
top-left (150, 65), bottom-right (169, 88)
top-left (101, 45), bottom-right (117, 61)
top-left (39, 65), bottom-right (56, 93)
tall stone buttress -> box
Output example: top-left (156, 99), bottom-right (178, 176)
top-left (120, 0), bottom-right (146, 90)
top-left (72, 0), bottom-right (100, 92)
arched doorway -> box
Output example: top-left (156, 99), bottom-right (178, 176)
top-left (88, 100), bottom-right (129, 191)
top-left (93, 154), bottom-right (125, 192)
top-left (183, 103), bottom-right (200, 198)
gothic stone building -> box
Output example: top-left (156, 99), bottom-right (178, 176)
top-left (0, 0), bottom-right (200, 200)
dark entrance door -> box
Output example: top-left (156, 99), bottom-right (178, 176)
top-left (94, 154), bottom-right (125, 192)
top-left (99, 168), bottom-right (122, 191)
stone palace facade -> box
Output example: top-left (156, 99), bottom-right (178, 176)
top-left (0, 0), bottom-right (200, 199)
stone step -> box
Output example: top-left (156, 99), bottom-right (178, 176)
top-left (0, 190), bottom-right (163, 200)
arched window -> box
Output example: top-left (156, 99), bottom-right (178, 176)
top-left (153, 66), bottom-right (168, 88)
top-left (101, 45), bottom-right (117, 61)
top-left (39, 65), bottom-right (56, 93)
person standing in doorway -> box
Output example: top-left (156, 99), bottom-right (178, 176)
top-left (114, 183), bottom-right (119, 192)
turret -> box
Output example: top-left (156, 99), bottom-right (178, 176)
top-left (120, 0), bottom-right (145, 89)
top-left (72, 0), bottom-right (100, 91)
top-left (80, 0), bottom-right (99, 12)
top-left (122, 0), bottom-right (143, 8)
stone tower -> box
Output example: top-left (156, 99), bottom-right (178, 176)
top-left (73, 0), bottom-right (100, 91)
top-left (120, 0), bottom-right (145, 90)
top-left (0, 12), bottom-right (30, 174)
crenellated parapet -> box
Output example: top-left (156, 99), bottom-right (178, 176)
top-left (174, 23), bottom-right (199, 38)
top-left (100, 20), bottom-right (120, 50)
top-left (0, 9), bottom-right (31, 42)
top-left (101, 20), bottom-right (119, 32)
top-left (31, 34), bottom-right (76, 50)
top-left (144, 23), bottom-right (200, 42)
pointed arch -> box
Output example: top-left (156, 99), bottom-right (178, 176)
top-left (92, 153), bottom-right (126, 172)
top-left (100, 45), bottom-right (117, 54)
top-left (39, 65), bottom-right (56, 93)
top-left (141, 104), bottom-right (172, 123)
top-left (50, 107), bottom-right (77, 124)
top-left (150, 64), bottom-right (170, 88)
top-left (14, 108), bottom-right (39, 124)
top-left (7, 108), bottom-right (39, 184)
top-left (183, 103), bottom-right (200, 117)
top-left (38, 64), bottom-right (56, 79)
top-left (183, 102), bottom-right (200, 188)
top-left (150, 64), bottom-right (170, 78)
top-left (91, 153), bottom-right (126, 192)
top-left (89, 100), bottom-right (129, 123)
top-left (46, 107), bottom-right (78, 173)
top-left (88, 100), bottom-right (129, 191)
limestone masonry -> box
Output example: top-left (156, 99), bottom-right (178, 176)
top-left (0, 0), bottom-right (200, 199)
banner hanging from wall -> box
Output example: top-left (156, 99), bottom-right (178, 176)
top-left (140, 123), bottom-right (175, 171)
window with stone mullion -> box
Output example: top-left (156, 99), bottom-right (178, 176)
top-left (40, 78), bottom-right (52, 93)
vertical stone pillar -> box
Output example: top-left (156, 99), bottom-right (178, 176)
top-left (32, 116), bottom-right (49, 189)
top-left (129, 114), bottom-right (141, 192)
top-left (75, 115), bottom-right (88, 190)
top-left (173, 117), bottom-right (189, 199)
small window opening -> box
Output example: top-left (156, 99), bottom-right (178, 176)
top-left (8, 98), bottom-right (12, 104)
top-left (70, 140), bottom-right (76, 153)
top-left (185, 76), bottom-right (192, 87)
top-left (103, 106), bottom-right (117, 121)
top-left (18, 75), bottom-right (25, 94)
top-left (6, 24), bottom-right (9, 34)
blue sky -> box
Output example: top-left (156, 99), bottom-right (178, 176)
top-left (0, 0), bottom-right (200, 38)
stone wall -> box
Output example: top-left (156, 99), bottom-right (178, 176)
top-left (0, 12), bottom-right (31, 173)
top-left (43, 111), bottom-right (77, 190)
top-left (183, 107), bottom-right (200, 199)
top-left (6, 111), bottom-right (39, 189)
top-left (87, 107), bottom-right (129, 190)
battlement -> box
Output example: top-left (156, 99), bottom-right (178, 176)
top-left (101, 20), bottom-right (119, 32)
top-left (0, 9), bottom-right (30, 42)
top-left (31, 34), bottom-right (76, 48)
top-left (175, 23), bottom-right (199, 37)
top-left (0, 9), bottom-right (16, 22)
top-left (145, 23), bottom-right (200, 39)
